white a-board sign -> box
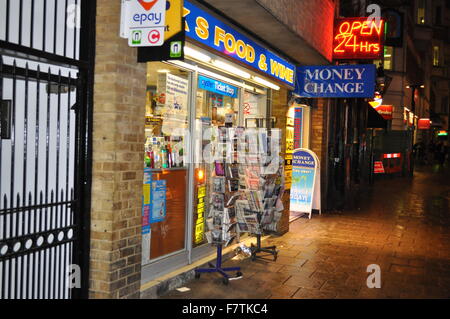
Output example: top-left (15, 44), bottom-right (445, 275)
top-left (120, 0), bottom-right (166, 47)
top-left (289, 148), bottom-right (321, 219)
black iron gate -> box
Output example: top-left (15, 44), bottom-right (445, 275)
top-left (0, 0), bottom-right (95, 299)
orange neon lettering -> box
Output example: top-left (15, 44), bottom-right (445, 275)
top-left (350, 21), bottom-right (362, 33)
top-left (360, 21), bottom-right (371, 35)
top-left (339, 21), bottom-right (351, 34)
top-left (371, 20), bottom-right (383, 35)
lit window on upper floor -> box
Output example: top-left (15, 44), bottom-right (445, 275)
top-left (417, 0), bottom-right (426, 24)
top-left (433, 46), bottom-right (440, 66)
top-left (384, 46), bottom-right (394, 70)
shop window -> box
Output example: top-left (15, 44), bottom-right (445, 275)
top-left (417, 0), bottom-right (426, 24)
top-left (193, 72), bottom-right (241, 247)
top-left (196, 75), bottom-right (239, 126)
top-left (243, 88), bottom-right (268, 128)
top-left (433, 46), bottom-right (440, 66)
top-left (145, 62), bottom-right (190, 169)
top-left (142, 62), bottom-right (191, 263)
top-left (192, 70), bottom-right (270, 248)
top-left (383, 46), bottom-right (394, 70)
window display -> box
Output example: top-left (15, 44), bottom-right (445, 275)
top-left (145, 63), bottom-right (189, 169)
top-left (142, 62), bottom-right (191, 263)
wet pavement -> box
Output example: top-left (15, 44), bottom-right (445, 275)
top-left (161, 165), bottom-right (450, 299)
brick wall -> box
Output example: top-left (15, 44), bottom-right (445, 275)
top-left (255, 0), bottom-right (336, 61)
top-left (310, 99), bottom-right (329, 166)
top-left (90, 0), bottom-right (147, 299)
top-left (310, 98), bottom-right (329, 210)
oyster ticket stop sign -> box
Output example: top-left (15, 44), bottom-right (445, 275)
top-left (120, 0), bottom-right (166, 47)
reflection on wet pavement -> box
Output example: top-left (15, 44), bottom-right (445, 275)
top-left (159, 166), bottom-right (450, 299)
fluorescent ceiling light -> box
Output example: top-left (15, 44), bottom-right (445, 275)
top-left (168, 60), bottom-right (244, 88)
top-left (168, 60), bottom-right (197, 71)
top-left (212, 60), bottom-right (251, 79)
top-left (184, 46), bottom-right (212, 63)
top-left (252, 76), bottom-right (280, 90)
top-left (157, 69), bottom-right (171, 73)
top-left (198, 67), bottom-right (244, 88)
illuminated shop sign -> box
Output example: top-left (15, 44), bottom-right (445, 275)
top-left (369, 91), bottom-right (383, 108)
top-left (184, 0), bottom-right (295, 87)
top-left (198, 75), bottom-right (239, 98)
top-left (373, 105), bottom-right (393, 120)
top-left (195, 184), bottom-right (206, 244)
top-left (418, 118), bottom-right (431, 130)
top-left (295, 64), bottom-right (375, 98)
top-left (333, 18), bottom-right (384, 60)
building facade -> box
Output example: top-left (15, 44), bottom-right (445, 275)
top-left (89, 0), bottom-right (337, 298)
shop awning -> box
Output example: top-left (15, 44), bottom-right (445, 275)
top-left (367, 105), bottom-right (387, 129)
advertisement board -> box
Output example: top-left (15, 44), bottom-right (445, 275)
top-left (289, 149), bottom-right (321, 219)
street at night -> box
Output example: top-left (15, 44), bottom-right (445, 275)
top-left (161, 165), bottom-right (450, 299)
top-left (1, 0), bottom-right (449, 304)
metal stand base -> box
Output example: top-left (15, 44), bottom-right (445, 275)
top-left (250, 234), bottom-right (278, 261)
top-left (194, 244), bottom-right (242, 285)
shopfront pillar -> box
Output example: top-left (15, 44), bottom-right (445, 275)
top-left (310, 98), bottom-right (329, 211)
top-left (90, 0), bottom-right (147, 299)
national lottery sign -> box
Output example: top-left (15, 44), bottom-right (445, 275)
top-left (295, 64), bottom-right (376, 98)
top-left (184, 0), bottom-right (295, 87)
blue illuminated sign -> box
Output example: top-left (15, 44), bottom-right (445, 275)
top-left (198, 75), bottom-right (238, 98)
top-left (184, 0), bottom-right (296, 87)
top-left (295, 64), bottom-right (376, 98)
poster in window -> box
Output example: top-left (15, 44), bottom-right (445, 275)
top-left (150, 180), bottom-right (167, 223)
top-left (243, 91), bottom-right (259, 116)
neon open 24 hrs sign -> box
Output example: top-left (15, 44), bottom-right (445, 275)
top-left (333, 18), bottom-right (384, 60)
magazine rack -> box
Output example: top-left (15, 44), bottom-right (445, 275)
top-left (195, 126), bottom-right (243, 285)
top-left (194, 244), bottom-right (242, 285)
top-left (244, 208), bottom-right (278, 261)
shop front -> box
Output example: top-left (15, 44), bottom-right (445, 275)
top-left (140, 0), bottom-right (297, 282)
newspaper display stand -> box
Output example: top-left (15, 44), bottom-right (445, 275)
top-left (235, 128), bottom-right (284, 261)
top-left (195, 127), bottom-right (284, 283)
top-left (195, 126), bottom-right (243, 285)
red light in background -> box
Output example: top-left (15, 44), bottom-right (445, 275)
top-left (383, 153), bottom-right (401, 159)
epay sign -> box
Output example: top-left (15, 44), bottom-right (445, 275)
top-left (120, 0), bottom-right (166, 47)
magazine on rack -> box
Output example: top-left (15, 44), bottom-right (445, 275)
top-left (211, 193), bottom-right (224, 211)
top-left (206, 217), bottom-right (214, 231)
top-left (228, 179), bottom-right (239, 192)
top-left (212, 176), bottom-right (226, 193)
top-left (226, 194), bottom-right (240, 207)
top-left (211, 229), bottom-right (222, 244)
top-left (226, 164), bottom-right (239, 179)
top-left (218, 126), bottom-right (228, 142)
top-left (225, 206), bottom-right (236, 218)
top-left (214, 161), bottom-right (225, 176)
top-left (261, 208), bottom-right (274, 225)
